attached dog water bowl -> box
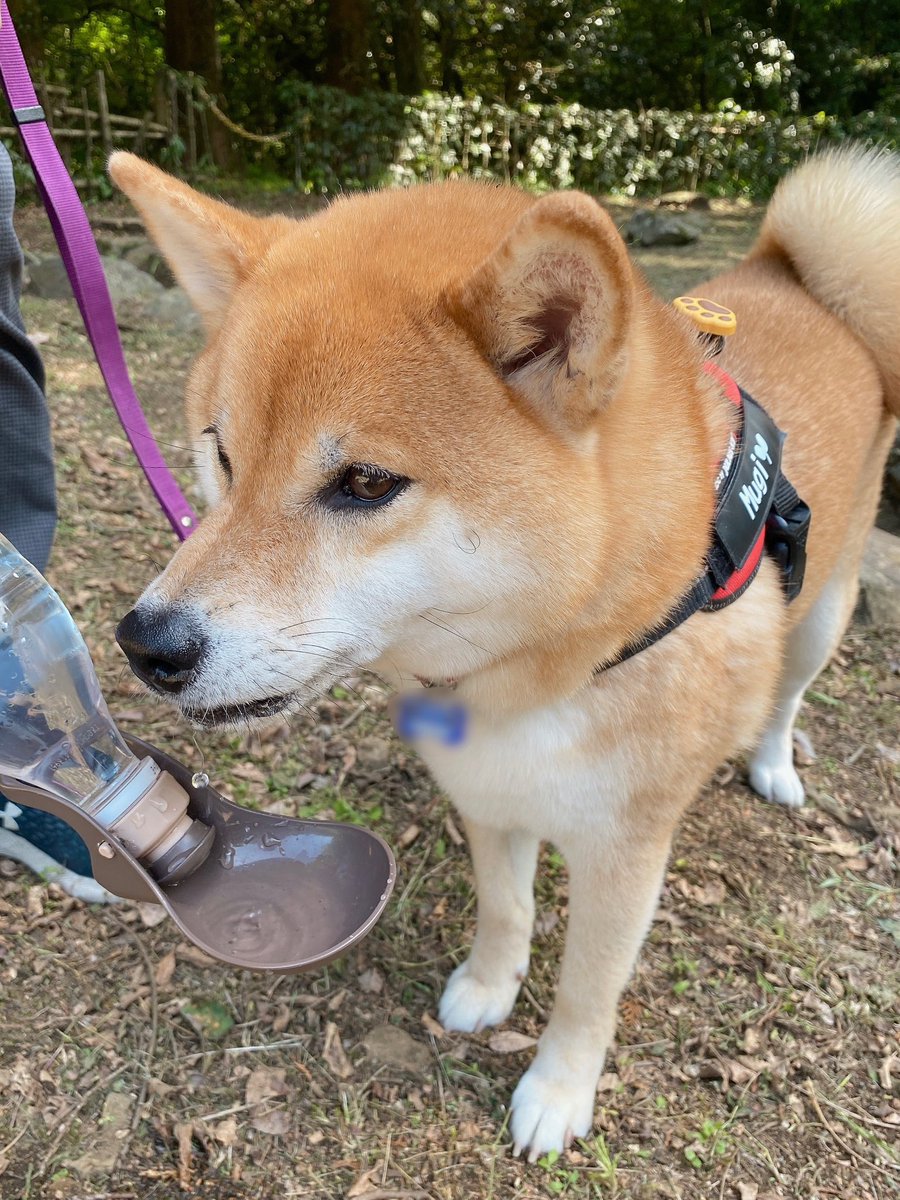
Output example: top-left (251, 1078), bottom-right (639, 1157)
top-left (2, 736), bottom-right (396, 973)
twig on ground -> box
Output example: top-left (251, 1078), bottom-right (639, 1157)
top-left (353, 1190), bottom-right (433, 1199)
top-left (340, 702), bottom-right (367, 729)
top-left (804, 1081), bottom-right (899, 1181)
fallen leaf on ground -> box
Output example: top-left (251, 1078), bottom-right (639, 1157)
top-left (362, 1024), bottom-right (432, 1074)
top-left (68, 1091), bottom-right (134, 1178)
top-left (213, 1115), bottom-right (238, 1147)
top-left (398, 824), bottom-right (421, 848)
top-left (137, 901), bottom-right (167, 928)
top-left (177, 943), bottom-right (218, 967)
top-left (487, 1030), bottom-right (537, 1053)
top-left (421, 1012), bottom-right (445, 1038)
top-left (182, 998), bottom-right (235, 1041)
top-left (174, 1121), bottom-right (194, 1188)
top-left (154, 949), bottom-right (176, 988)
top-left (808, 833), bottom-right (863, 858)
top-left (358, 967), bottom-right (384, 994)
top-left (347, 1167), bottom-right (381, 1197)
top-left (81, 445), bottom-right (111, 475)
top-left (251, 1109), bottom-right (289, 1135)
top-left (246, 1066), bottom-right (288, 1106)
top-left (271, 1003), bottom-right (292, 1032)
top-left (323, 1022), bottom-right (353, 1079)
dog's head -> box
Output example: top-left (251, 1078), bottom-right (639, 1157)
top-left (110, 155), bottom-right (722, 726)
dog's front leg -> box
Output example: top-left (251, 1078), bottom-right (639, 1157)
top-left (439, 820), bottom-right (539, 1033)
top-left (510, 820), bottom-right (675, 1161)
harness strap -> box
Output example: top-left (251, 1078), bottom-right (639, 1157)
top-left (596, 380), bottom-right (810, 673)
top-left (0, 2), bottom-right (197, 540)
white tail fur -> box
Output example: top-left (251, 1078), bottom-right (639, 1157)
top-left (759, 145), bottom-right (900, 414)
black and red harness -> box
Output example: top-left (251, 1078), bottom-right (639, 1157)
top-left (409, 305), bottom-right (812, 710)
top-left (597, 359), bottom-right (811, 672)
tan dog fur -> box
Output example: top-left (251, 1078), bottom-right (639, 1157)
top-left (109, 146), bottom-right (899, 1159)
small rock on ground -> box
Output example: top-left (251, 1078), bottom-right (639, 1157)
top-left (137, 286), bottom-right (200, 331)
top-left (25, 253), bottom-right (165, 304)
top-left (625, 208), bottom-right (705, 246)
top-left (356, 735), bottom-right (391, 768)
top-left (857, 527), bottom-right (900, 626)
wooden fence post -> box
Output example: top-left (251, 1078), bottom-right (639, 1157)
top-left (96, 69), bottom-right (112, 160)
top-left (81, 85), bottom-right (93, 196)
top-left (294, 128), bottom-right (303, 190)
top-left (186, 76), bottom-right (197, 177)
top-left (167, 70), bottom-right (179, 140)
top-left (153, 70), bottom-right (168, 128)
top-left (199, 104), bottom-right (212, 166)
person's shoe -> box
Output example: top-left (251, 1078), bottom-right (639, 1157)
top-left (0, 794), bottom-right (118, 903)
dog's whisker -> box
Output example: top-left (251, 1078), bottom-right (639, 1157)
top-left (417, 612), bottom-right (489, 656)
top-left (426, 600), bottom-right (494, 617)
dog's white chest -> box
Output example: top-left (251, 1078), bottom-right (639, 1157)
top-left (415, 692), bottom-right (630, 842)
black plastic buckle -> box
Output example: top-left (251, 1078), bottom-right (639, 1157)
top-left (766, 500), bottom-right (810, 603)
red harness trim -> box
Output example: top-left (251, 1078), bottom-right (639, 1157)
top-left (702, 361), bottom-right (766, 603)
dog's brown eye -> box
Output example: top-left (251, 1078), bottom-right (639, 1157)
top-left (345, 467), bottom-right (396, 501)
top-left (319, 463), bottom-right (409, 511)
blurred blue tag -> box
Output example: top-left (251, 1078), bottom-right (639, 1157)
top-left (391, 689), bottom-right (468, 747)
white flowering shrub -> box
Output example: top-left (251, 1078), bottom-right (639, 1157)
top-left (278, 83), bottom-right (897, 196)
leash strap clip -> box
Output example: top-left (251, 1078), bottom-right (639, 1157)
top-left (13, 103), bottom-right (44, 125)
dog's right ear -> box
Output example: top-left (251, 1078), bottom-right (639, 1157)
top-left (108, 153), bottom-right (287, 333)
top-left (448, 191), bottom-right (635, 434)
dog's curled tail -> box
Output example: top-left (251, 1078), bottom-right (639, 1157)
top-left (757, 144), bottom-right (900, 416)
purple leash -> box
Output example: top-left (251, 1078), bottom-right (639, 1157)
top-left (0, 1), bottom-right (196, 540)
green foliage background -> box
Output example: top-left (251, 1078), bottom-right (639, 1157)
top-left (12, 1), bottom-right (900, 195)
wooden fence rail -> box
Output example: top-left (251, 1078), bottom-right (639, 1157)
top-left (0, 68), bottom-right (211, 189)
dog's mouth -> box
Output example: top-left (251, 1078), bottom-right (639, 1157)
top-left (179, 691), bottom-right (298, 729)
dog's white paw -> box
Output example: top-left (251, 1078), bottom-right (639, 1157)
top-left (438, 958), bottom-right (523, 1033)
top-left (749, 753), bottom-right (806, 808)
top-left (510, 1063), bottom-right (595, 1162)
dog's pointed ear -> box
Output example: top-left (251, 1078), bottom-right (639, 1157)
top-left (449, 192), bottom-right (635, 431)
top-left (108, 152), bottom-right (286, 332)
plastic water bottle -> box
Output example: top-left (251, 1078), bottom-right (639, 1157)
top-left (0, 534), bottom-right (213, 882)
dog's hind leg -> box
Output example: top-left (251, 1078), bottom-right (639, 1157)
top-left (439, 821), bottom-right (539, 1033)
top-left (749, 564), bottom-right (859, 807)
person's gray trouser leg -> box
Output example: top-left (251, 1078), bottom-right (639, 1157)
top-left (0, 141), bottom-right (56, 572)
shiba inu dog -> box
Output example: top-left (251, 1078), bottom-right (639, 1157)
top-left (110, 146), bottom-right (899, 1159)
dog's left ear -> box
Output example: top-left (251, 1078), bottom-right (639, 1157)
top-left (449, 191), bottom-right (634, 432)
top-left (108, 152), bottom-right (289, 333)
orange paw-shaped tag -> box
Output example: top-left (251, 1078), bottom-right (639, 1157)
top-left (673, 296), bottom-right (737, 337)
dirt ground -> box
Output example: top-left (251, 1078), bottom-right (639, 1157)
top-left (0, 195), bottom-right (897, 1200)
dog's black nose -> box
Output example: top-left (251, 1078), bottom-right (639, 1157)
top-left (116, 606), bottom-right (207, 694)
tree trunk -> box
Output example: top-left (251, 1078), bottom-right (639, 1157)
top-left (392, 0), bottom-right (425, 95)
top-left (437, 9), bottom-right (463, 95)
top-left (164, 0), bottom-right (232, 168)
top-left (324, 0), bottom-right (372, 94)
top-left (15, 1), bottom-right (46, 73)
